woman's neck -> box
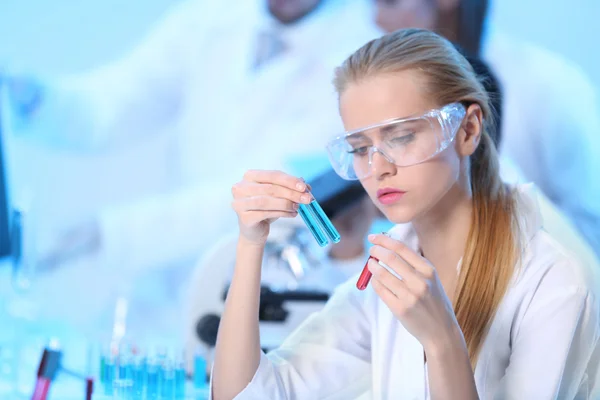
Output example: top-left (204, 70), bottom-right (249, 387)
top-left (412, 183), bottom-right (473, 287)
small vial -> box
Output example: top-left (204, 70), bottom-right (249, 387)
top-left (298, 203), bottom-right (328, 247)
top-left (99, 353), bottom-right (108, 385)
top-left (356, 257), bottom-right (377, 290)
top-left (132, 355), bottom-right (146, 397)
top-left (174, 364), bottom-right (186, 399)
top-left (357, 232), bottom-right (390, 291)
top-left (193, 355), bottom-right (207, 388)
top-left (306, 198), bottom-right (341, 244)
top-left (118, 355), bottom-right (133, 381)
top-left (159, 363), bottom-right (175, 399)
top-left (103, 356), bottom-right (117, 395)
top-left (146, 361), bottom-right (159, 399)
top-left (112, 378), bottom-right (134, 400)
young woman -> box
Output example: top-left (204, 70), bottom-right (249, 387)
top-left (211, 29), bottom-right (600, 399)
top-left (374, 0), bottom-right (600, 260)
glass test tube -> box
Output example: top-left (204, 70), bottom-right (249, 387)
top-left (356, 232), bottom-right (390, 290)
top-left (306, 199), bottom-right (341, 243)
top-left (103, 356), bottom-right (116, 395)
top-left (297, 192), bottom-right (341, 247)
top-left (298, 203), bottom-right (328, 247)
top-left (159, 363), bottom-right (175, 399)
top-left (146, 361), bottom-right (159, 399)
top-left (193, 355), bottom-right (207, 388)
top-left (112, 378), bottom-right (134, 400)
top-left (174, 365), bottom-right (186, 399)
top-left (132, 355), bottom-right (146, 398)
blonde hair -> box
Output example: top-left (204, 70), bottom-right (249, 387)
top-left (334, 29), bottom-right (519, 365)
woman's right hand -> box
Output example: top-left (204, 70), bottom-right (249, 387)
top-left (231, 170), bottom-right (312, 246)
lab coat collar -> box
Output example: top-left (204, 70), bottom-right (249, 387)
top-left (260, 0), bottom-right (369, 54)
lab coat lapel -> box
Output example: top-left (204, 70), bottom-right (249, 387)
top-left (393, 323), bottom-right (426, 400)
top-left (374, 225), bottom-right (426, 399)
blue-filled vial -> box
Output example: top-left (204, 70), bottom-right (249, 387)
top-left (132, 355), bottom-right (147, 398)
top-left (102, 356), bottom-right (116, 395)
top-left (119, 356), bottom-right (133, 381)
top-left (175, 364), bottom-right (186, 399)
top-left (193, 354), bottom-right (207, 388)
top-left (306, 199), bottom-right (341, 244)
top-left (159, 363), bottom-right (176, 399)
top-left (113, 378), bottom-right (134, 400)
top-left (146, 361), bottom-right (159, 399)
top-left (298, 203), bottom-right (328, 247)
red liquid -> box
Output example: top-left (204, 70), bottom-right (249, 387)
top-left (356, 256), bottom-right (378, 290)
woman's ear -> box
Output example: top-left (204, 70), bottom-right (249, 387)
top-left (456, 103), bottom-right (483, 157)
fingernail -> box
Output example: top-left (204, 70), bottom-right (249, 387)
top-left (296, 182), bottom-right (306, 191)
top-left (301, 194), bottom-right (310, 203)
top-left (368, 234), bottom-right (376, 240)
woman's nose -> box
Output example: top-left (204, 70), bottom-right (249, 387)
top-left (370, 148), bottom-right (396, 179)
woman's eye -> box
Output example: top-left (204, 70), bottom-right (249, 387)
top-left (390, 132), bottom-right (415, 145)
top-left (348, 146), bottom-right (369, 155)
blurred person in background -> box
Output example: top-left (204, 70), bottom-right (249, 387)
top-left (374, 0), bottom-right (600, 257)
top-left (0, 0), bottom-right (382, 275)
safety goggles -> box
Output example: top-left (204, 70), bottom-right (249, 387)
top-left (326, 103), bottom-right (466, 180)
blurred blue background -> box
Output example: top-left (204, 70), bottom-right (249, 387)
top-left (0, 0), bottom-right (598, 398)
top-left (0, 0), bottom-right (598, 237)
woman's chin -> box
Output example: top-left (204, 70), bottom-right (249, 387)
top-left (380, 205), bottom-right (418, 225)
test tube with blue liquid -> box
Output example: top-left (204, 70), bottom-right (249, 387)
top-left (174, 364), bottom-right (186, 399)
top-left (159, 361), bottom-right (176, 399)
top-left (297, 191), bottom-right (341, 247)
top-left (146, 359), bottom-right (159, 399)
top-left (100, 353), bottom-right (117, 396)
top-left (131, 354), bottom-right (146, 398)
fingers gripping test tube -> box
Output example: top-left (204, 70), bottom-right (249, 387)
top-left (357, 232), bottom-right (390, 290)
top-left (297, 193), bottom-right (341, 247)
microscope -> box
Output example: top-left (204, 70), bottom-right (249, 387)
top-left (187, 168), bottom-right (367, 367)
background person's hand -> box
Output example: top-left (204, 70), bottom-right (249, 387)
top-left (231, 170), bottom-right (312, 246)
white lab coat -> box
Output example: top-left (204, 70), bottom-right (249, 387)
top-left (7, 0), bottom-right (382, 271)
top-left (209, 184), bottom-right (600, 399)
top-left (483, 28), bottom-right (600, 257)
top-left (185, 160), bottom-right (598, 378)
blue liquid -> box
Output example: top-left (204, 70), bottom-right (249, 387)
top-left (193, 355), bottom-right (207, 388)
top-left (307, 200), bottom-right (341, 243)
top-left (298, 203), bottom-right (329, 247)
top-left (113, 379), bottom-right (134, 400)
top-left (146, 364), bottom-right (159, 399)
top-left (132, 358), bottom-right (147, 397)
top-left (159, 366), bottom-right (175, 399)
top-left (175, 366), bottom-right (186, 398)
top-left (103, 358), bottom-right (116, 395)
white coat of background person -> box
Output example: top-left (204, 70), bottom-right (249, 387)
top-left (1, 0), bottom-right (383, 272)
top-left (375, 0), bottom-right (600, 258)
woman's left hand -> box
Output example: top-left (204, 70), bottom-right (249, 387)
top-left (367, 233), bottom-right (463, 353)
